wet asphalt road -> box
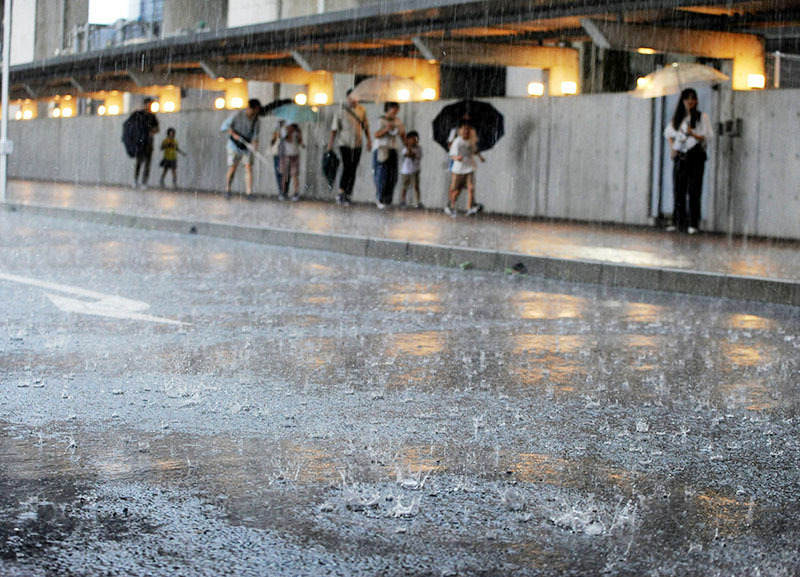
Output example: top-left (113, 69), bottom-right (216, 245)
top-left (1, 211), bottom-right (799, 577)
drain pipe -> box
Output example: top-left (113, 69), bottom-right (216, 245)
top-left (1, 0), bottom-right (13, 203)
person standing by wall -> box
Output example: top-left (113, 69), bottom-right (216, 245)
top-left (372, 101), bottom-right (406, 209)
top-left (398, 130), bottom-right (423, 209)
top-left (222, 98), bottom-right (263, 199)
top-left (159, 127), bottom-right (186, 189)
top-left (446, 121), bottom-right (484, 217)
top-left (125, 97), bottom-right (159, 190)
top-left (664, 88), bottom-right (713, 234)
top-left (328, 89), bottom-right (372, 206)
top-left (279, 123), bottom-right (303, 201)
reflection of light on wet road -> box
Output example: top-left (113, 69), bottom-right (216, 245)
top-left (516, 291), bottom-right (587, 319)
top-left (719, 380), bottom-right (776, 411)
top-left (385, 282), bottom-right (444, 313)
top-left (157, 194), bottom-right (178, 211)
top-left (511, 453), bottom-right (635, 491)
top-left (696, 492), bottom-right (755, 536)
top-left (722, 342), bottom-right (767, 367)
top-left (152, 242), bottom-right (180, 265)
top-left (727, 314), bottom-right (774, 330)
top-left (728, 259), bottom-right (769, 277)
top-left (384, 220), bottom-right (443, 244)
top-left (104, 190), bottom-right (123, 209)
top-left (511, 360), bottom-right (582, 387)
top-left (625, 335), bottom-right (662, 350)
top-left (304, 262), bottom-right (335, 275)
top-left (386, 292), bottom-right (442, 313)
top-left (292, 211), bottom-right (333, 234)
top-left (508, 239), bottom-right (690, 268)
top-left (623, 302), bottom-right (664, 323)
top-left (511, 334), bottom-right (583, 355)
top-left (389, 331), bottom-right (446, 356)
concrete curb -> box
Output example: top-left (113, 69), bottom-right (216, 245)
top-left (4, 201), bottom-right (799, 307)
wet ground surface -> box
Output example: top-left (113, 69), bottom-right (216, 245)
top-left (1, 211), bottom-right (799, 576)
top-left (8, 179), bottom-right (800, 281)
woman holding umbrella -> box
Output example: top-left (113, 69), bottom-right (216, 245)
top-left (663, 88), bottom-right (714, 235)
top-left (372, 101), bottom-right (406, 209)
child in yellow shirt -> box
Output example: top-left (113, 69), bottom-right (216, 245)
top-left (159, 128), bottom-right (186, 189)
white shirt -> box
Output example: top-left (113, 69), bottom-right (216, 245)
top-left (664, 112), bottom-right (713, 153)
top-left (280, 125), bottom-right (300, 156)
top-left (449, 136), bottom-right (476, 175)
top-left (400, 145), bottom-right (422, 175)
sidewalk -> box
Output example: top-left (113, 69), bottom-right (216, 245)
top-left (4, 180), bottom-right (799, 306)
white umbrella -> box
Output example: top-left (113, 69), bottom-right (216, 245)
top-left (631, 62), bottom-right (729, 98)
top-left (350, 75), bottom-right (426, 102)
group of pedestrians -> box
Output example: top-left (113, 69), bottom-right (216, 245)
top-left (124, 86), bottom-right (711, 232)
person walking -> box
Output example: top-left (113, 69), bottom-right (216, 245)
top-left (279, 123), bottom-right (303, 201)
top-left (222, 98), bottom-right (263, 199)
top-left (328, 89), bottom-right (371, 206)
top-left (159, 127), bottom-right (186, 189)
top-left (664, 88), bottom-right (713, 234)
top-left (126, 97), bottom-right (159, 190)
top-left (372, 101), bottom-right (406, 209)
top-left (445, 121), bottom-right (484, 217)
top-left (399, 130), bottom-right (423, 209)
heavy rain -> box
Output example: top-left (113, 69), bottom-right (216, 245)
top-left (1, 1), bottom-right (798, 576)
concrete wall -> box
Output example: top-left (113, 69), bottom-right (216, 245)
top-left (718, 89), bottom-right (800, 239)
top-left (7, 91), bottom-right (798, 239)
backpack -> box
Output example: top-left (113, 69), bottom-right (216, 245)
top-left (121, 112), bottom-right (141, 158)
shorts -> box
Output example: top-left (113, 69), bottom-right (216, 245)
top-left (450, 172), bottom-right (474, 190)
top-left (160, 159), bottom-right (176, 169)
top-left (401, 172), bottom-right (419, 190)
top-left (227, 147), bottom-right (254, 167)
top-left (279, 155), bottom-right (300, 178)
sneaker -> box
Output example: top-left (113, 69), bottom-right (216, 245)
top-left (444, 205), bottom-right (455, 217)
top-left (336, 194), bottom-right (345, 205)
top-left (665, 225), bottom-right (676, 232)
top-left (398, 200), bottom-right (407, 209)
top-left (290, 194), bottom-right (300, 202)
top-left (140, 183), bottom-right (148, 191)
top-left (687, 226), bottom-right (699, 235)
top-left (376, 201), bottom-right (387, 209)
top-left (466, 203), bottom-right (483, 216)
top-left (278, 194), bottom-right (288, 201)
top-left (414, 202), bottom-right (424, 209)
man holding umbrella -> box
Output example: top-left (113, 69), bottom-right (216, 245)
top-left (328, 89), bottom-right (372, 206)
top-left (222, 98), bottom-right (263, 199)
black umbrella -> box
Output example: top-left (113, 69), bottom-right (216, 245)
top-left (432, 100), bottom-right (504, 153)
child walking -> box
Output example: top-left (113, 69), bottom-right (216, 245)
top-left (446, 121), bottom-right (484, 217)
top-left (399, 130), bottom-right (423, 208)
top-left (159, 128), bottom-right (186, 189)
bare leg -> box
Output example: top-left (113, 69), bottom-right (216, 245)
top-left (226, 163), bottom-right (239, 193)
top-left (171, 168), bottom-right (177, 188)
top-left (466, 179), bottom-right (475, 209)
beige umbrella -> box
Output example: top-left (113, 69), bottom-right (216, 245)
top-left (350, 75), bottom-right (426, 102)
top-left (631, 62), bottom-right (729, 98)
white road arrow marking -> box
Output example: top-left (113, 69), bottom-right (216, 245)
top-left (0, 271), bottom-right (188, 325)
